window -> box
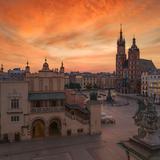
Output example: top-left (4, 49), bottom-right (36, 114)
top-left (30, 79), bottom-right (34, 91)
top-left (45, 85), bottom-right (48, 91)
top-left (3, 134), bottom-right (8, 142)
top-left (49, 79), bottom-right (53, 90)
top-left (39, 79), bottom-right (43, 91)
top-left (77, 129), bottom-right (83, 133)
top-left (11, 99), bottom-right (19, 109)
top-left (67, 129), bottom-right (72, 136)
top-left (11, 116), bottom-right (19, 122)
top-left (44, 100), bottom-right (48, 107)
top-left (35, 101), bottom-right (42, 107)
top-left (50, 100), bottom-right (57, 106)
top-left (60, 100), bottom-right (64, 106)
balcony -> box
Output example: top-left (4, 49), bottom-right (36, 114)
top-left (31, 106), bottom-right (65, 113)
top-left (7, 108), bottom-right (23, 114)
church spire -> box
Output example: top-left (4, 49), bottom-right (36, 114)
top-left (133, 35), bottom-right (136, 46)
top-left (117, 24), bottom-right (125, 45)
top-left (131, 35), bottom-right (138, 49)
top-left (120, 24), bottom-right (123, 39)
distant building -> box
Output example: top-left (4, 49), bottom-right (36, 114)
top-left (97, 74), bottom-right (116, 89)
top-left (0, 65), bottom-right (26, 81)
top-left (0, 60), bottom-right (101, 142)
top-left (64, 73), bottom-right (70, 86)
top-left (116, 25), bottom-right (156, 93)
top-left (65, 72), bottom-right (116, 90)
top-left (75, 75), bottom-right (83, 88)
top-left (141, 71), bottom-right (160, 104)
top-left (82, 73), bottom-right (98, 89)
top-left (141, 72), bottom-right (148, 97)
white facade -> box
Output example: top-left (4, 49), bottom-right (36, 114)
top-left (97, 75), bottom-right (116, 89)
top-left (82, 75), bottom-right (97, 89)
top-left (76, 74), bottom-right (116, 89)
top-left (141, 72), bottom-right (148, 97)
top-left (141, 72), bottom-right (160, 104)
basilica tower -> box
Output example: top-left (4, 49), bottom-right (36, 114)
top-left (128, 36), bottom-right (140, 80)
top-left (116, 25), bottom-right (126, 78)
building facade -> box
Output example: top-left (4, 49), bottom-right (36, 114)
top-left (141, 71), bottom-right (160, 104)
top-left (97, 74), bottom-right (116, 89)
top-left (65, 72), bottom-right (116, 90)
top-left (116, 25), bottom-right (156, 94)
top-left (0, 60), bottom-right (101, 142)
top-left (141, 72), bottom-right (148, 97)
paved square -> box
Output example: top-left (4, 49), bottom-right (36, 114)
top-left (0, 97), bottom-right (139, 160)
top-left (33, 153), bottom-right (72, 160)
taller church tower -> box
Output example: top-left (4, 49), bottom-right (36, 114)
top-left (116, 25), bottom-right (126, 78)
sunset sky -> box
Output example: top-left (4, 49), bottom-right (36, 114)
top-left (0, 0), bottom-right (160, 72)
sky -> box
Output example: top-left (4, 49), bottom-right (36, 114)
top-left (0, 0), bottom-right (160, 72)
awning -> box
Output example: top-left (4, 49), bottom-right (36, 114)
top-left (28, 92), bottom-right (65, 101)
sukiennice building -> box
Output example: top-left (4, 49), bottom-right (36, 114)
top-left (0, 59), bottom-right (101, 142)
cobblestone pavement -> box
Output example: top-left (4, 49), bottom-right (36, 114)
top-left (0, 97), bottom-right (138, 160)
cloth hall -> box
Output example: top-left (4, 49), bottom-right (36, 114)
top-left (0, 60), bottom-right (101, 142)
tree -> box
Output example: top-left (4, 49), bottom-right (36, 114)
top-left (65, 84), bottom-right (69, 88)
top-left (93, 83), bottom-right (98, 89)
top-left (86, 83), bottom-right (92, 90)
top-left (68, 83), bottom-right (81, 90)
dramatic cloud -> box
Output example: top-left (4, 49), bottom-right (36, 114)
top-left (0, 0), bottom-right (159, 72)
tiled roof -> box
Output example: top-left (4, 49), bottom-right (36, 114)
top-left (138, 59), bottom-right (156, 72)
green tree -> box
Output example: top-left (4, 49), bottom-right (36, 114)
top-left (86, 83), bottom-right (92, 90)
top-left (68, 83), bottom-right (81, 90)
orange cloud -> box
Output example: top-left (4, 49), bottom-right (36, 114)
top-left (0, 0), bottom-right (159, 72)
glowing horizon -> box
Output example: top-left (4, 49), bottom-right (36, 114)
top-left (0, 0), bottom-right (160, 72)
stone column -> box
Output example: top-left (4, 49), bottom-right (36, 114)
top-left (45, 122), bottom-right (49, 137)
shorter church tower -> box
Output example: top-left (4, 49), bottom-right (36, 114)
top-left (116, 25), bottom-right (126, 78)
top-left (128, 36), bottom-right (140, 80)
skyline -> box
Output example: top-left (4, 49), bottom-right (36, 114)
top-left (0, 0), bottom-right (160, 72)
